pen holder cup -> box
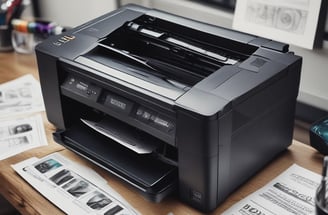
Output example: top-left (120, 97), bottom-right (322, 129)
top-left (11, 30), bottom-right (43, 54)
top-left (0, 25), bottom-right (13, 51)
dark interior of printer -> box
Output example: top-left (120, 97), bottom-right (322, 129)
top-left (85, 15), bottom-right (257, 88)
top-left (58, 94), bottom-right (178, 196)
top-left (60, 92), bottom-right (178, 160)
top-left (58, 53), bottom-right (180, 194)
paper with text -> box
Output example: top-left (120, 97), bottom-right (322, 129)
top-left (222, 164), bottom-right (321, 215)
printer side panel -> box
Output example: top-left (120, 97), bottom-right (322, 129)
top-left (176, 54), bottom-right (302, 212)
top-left (227, 58), bottom-right (302, 197)
top-left (223, 55), bottom-right (302, 203)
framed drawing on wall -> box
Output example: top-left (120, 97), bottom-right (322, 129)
top-left (233, 0), bottom-right (328, 49)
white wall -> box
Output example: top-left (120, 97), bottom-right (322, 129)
top-left (292, 42), bottom-right (328, 111)
top-left (38, 0), bottom-right (117, 27)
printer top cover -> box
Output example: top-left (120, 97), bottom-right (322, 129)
top-left (35, 4), bottom-right (302, 212)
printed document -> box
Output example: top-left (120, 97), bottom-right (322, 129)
top-left (0, 74), bottom-right (44, 118)
top-left (0, 114), bottom-right (47, 160)
top-left (222, 164), bottom-right (321, 215)
top-left (12, 152), bottom-right (140, 215)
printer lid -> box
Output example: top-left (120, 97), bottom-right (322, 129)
top-left (74, 13), bottom-right (258, 101)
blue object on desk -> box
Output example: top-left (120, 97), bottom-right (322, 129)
top-left (0, 14), bottom-right (5, 25)
top-left (310, 117), bottom-right (328, 154)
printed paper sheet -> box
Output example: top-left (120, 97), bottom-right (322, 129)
top-left (0, 114), bottom-right (47, 160)
top-left (0, 74), bottom-right (44, 118)
top-left (222, 164), bottom-right (321, 215)
top-left (12, 152), bottom-right (140, 215)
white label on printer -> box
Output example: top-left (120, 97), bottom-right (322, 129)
top-left (110, 98), bottom-right (126, 110)
top-left (153, 117), bottom-right (170, 128)
top-left (76, 82), bottom-right (88, 91)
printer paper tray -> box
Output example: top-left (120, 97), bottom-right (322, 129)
top-left (53, 122), bottom-right (177, 202)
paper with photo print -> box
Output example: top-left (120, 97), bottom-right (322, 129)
top-left (233, 0), bottom-right (323, 49)
top-left (0, 74), bottom-right (44, 118)
top-left (12, 152), bottom-right (140, 215)
top-left (0, 114), bottom-right (47, 160)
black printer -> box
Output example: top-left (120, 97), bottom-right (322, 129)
top-left (35, 4), bottom-right (302, 212)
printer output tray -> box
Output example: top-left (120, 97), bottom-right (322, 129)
top-left (53, 122), bottom-right (178, 202)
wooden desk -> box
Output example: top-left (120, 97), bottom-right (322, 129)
top-left (0, 52), bottom-right (324, 215)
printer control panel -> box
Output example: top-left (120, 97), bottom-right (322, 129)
top-left (102, 91), bottom-right (175, 134)
top-left (104, 92), bottom-right (134, 115)
top-left (61, 75), bottom-right (101, 102)
top-left (135, 106), bottom-right (175, 133)
top-left (61, 74), bottom-right (176, 137)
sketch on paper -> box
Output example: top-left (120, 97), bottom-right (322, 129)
top-left (0, 74), bottom-right (44, 118)
top-left (0, 115), bottom-right (47, 160)
top-left (233, 0), bottom-right (322, 49)
top-left (12, 153), bottom-right (140, 215)
top-left (245, 1), bottom-right (308, 34)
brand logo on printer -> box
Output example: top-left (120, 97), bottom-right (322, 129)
top-left (53, 35), bottom-right (76, 46)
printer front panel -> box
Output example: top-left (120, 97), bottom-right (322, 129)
top-left (50, 59), bottom-right (182, 202)
top-left (57, 60), bottom-right (178, 145)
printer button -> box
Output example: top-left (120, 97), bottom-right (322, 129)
top-left (150, 115), bottom-right (156, 121)
top-left (135, 107), bottom-right (153, 122)
top-left (68, 78), bottom-right (75, 84)
top-left (135, 107), bottom-right (175, 133)
top-left (142, 111), bottom-right (152, 121)
top-left (136, 108), bottom-right (144, 116)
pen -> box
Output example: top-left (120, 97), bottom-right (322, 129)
top-left (0, 0), bottom-right (23, 25)
top-left (2, 0), bottom-right (22, 25)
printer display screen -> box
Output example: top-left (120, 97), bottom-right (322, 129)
top-left (83, 15), bottom-right (256, 88)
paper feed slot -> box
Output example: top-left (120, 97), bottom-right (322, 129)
top-left (53, 121), bottom-right (178, 202)
top-left (81, 118), bottom-right (160, 154)
top-left (81, 14), bottom-right (253, 88)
